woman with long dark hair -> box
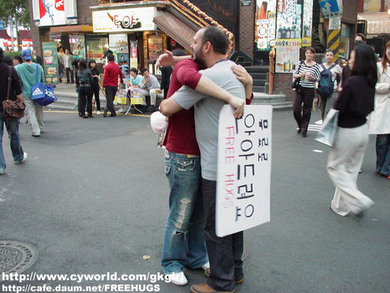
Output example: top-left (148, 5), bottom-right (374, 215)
top-left (292, 47), bottom-right (321, 137)
top-left (368, 41), bottom-right (390, 180)
top-left (327, 44), bottom-right (378, 217)
top-left (89, 59), bottom-right (101, 114)
top-left (76, 58), bottom-right (93, 118)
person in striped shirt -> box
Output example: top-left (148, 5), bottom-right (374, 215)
top-left (293, 47), bottom-right (321, 137)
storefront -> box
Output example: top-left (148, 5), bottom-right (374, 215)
top-left (90, 5), bottom-right (184, 75)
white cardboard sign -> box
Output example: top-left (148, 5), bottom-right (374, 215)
top-left (216, 105), bottom-right (272, 237)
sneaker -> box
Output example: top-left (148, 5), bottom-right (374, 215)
top-left (201, 262), bottom-right (210, 271)
top-left (166, 272), bottom-right (188, 286)
top-left (0, 169), bottom-right (4, 175)
top-left (32, 133), bottom-right (40, 137)
top-left (96, 111), bottom-right (101, 115)
top-left (190, 283), bottom-right (236, 293)
top-left (15, 152), bottom-right (28, 164)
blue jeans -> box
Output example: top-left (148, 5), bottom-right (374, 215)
top-left (376, 134), bottom-right (390, 176)
top-left (0, 112), bottom-right (24, 170)
top-left (161, 150), bottom-right (208, 274)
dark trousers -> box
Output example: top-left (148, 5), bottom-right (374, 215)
top-left (92, 83), bottom-right (100, 111)
top-left (78, 86), bottom-right (92, 116)
top-left (105, 86), bottom-right (117, 115)
top-left (66, 67), bottom-right (74, 83)
top-left (293, 86), bottom-right (315, 134)
top-left (202, 178), bottom-right (243, 292)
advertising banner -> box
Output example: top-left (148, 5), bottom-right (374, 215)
top-left (275, 42), bottom-right (300, 73)
top-left (42, 42), bottom-right (59, 84)
top-left (93, 7), bottom-right (157, 33)
top-left (276, 0), bottom-right (302, 44)
top-left (34, 0), bottom-right (67, 26)
top-left (256, 0), bottom-right (277, 50)
top-left (302, 0), bottom-right (313, 46)
top-left (216, 105), bottom-right (272, 237)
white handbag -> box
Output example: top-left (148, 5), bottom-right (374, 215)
top-left (315, 108), bottom-right (339, 147)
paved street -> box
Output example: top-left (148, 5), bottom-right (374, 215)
top-left (1, 109), bottom-right (389, 293)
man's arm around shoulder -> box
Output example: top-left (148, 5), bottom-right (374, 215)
top-left (160, 97), bottom-right (183, 117)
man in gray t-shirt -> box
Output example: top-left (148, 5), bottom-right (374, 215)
top-left (160, 26), bottom-right (250, 293)
top-left (172, 60), bottom-right (245, 181)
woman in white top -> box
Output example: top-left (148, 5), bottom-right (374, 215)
top-left (318, 49), bottom-right (342, 121)
top-left (368, 41), bottom-right (390, 179)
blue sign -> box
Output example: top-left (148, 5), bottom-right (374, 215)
top-left (319, 0), bottom-right (341, 18)
top-left (0, 21), bottom-right (3, 30)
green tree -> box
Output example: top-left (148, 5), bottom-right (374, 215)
top-left (0, 0), bottom-right (30, 27)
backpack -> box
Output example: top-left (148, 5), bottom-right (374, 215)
top-left (317, 63), bottom-right (337, 98)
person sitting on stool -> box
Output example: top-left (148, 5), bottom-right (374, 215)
top-left (140, 68), bottom-right (163, 110)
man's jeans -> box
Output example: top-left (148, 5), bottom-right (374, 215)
top-left (161, 150), bottom-right (208, 274)
top-left (0, 112), bottom-right (24, 170)
top-left (376, 134), bottom-right (390, 176)
top-left (202, 178), bottom-right (243, 292)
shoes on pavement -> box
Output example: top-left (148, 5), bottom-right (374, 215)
top-left (109, 114), bottom-right (117, 117)
top-left (297, 128), bottom-right (301, 134)
top-left (204, 268), bottom-right (243, 285)
top-left (166, 271), bottom-right (188, 286)
top-left (96, 111), bottom-right (101, 115)
top-left (302, 132), bottom-right (307, 138)
top-left (88, 115), bottom-right (93, 118)
top-left (32, 133), bottom-right (40, 137)
top-left (190, 283), bottom-right (236, 293)
top-left (103, 110), bottom-right (107, 117)
top-left (0, 169), bottom-right (4, 175)
top-left (83, 115), bottom-right (88, 119)
top-left (15, 152), bottom-right (27, 165)
top-left (201, 262), bottom-right (210, 271)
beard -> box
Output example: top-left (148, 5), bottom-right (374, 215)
top-left (193, 50), bottom-right (206, 69)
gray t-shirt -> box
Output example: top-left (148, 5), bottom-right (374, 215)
top-left (140, 74), bottom-right (160, 90)
top-left (172, 59), bottom-right (245, 180)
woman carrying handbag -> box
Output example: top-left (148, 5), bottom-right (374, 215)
top-left (0, 48), bottom-right (27, 175)
top-left (292, 47), bottom-right (321, 137)
top-left (327, 44), bottom-right (377, 217)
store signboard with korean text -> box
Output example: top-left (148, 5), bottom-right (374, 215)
top-left (93, 7), bottom-right (157, 33)
top-left (216, 105), bottom-right (272, 237)
top-left (275, 40), bottom-right (300, 73)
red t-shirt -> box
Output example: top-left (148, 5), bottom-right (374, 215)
top-left (163, 59), bottom-right (202, 155)
top-left (103, 62), bottom-right (124, 87)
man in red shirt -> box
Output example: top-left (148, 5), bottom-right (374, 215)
top-left (159, 49), bottom-right (252, 287)
top-left (103, 54), bottom-right (123, 117)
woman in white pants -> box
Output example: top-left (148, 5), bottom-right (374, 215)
top-left (327, 44), bottom-right (378, 217)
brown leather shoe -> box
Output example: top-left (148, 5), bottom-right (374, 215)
top-left (190, 283), bottom-right (236, 293)
top-left (204, 268), bottom-right (244, 285)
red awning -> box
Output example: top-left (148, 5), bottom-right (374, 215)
top-left (19, 30), bottom-right (32, 40)
top-left (0, 30), bottom-right (11, 39)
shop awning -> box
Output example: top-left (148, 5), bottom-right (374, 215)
top-left (49, 25), bottom-right (94, 34)
top-left (19, 30), bottom-right (32, 40)
top-left (153, 12), bottom-right (199, 52)
top-left (357, 12), bottom-right (390, 34)
top-left (0, 30), bottom-right (11, 39)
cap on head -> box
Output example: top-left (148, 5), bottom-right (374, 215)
top-left (22, 49), bottom-right (32, 61)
